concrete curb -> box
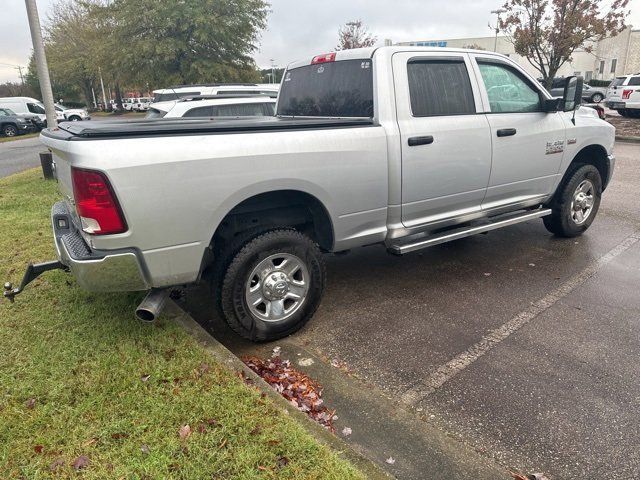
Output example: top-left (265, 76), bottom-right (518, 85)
top-left (163, 300), bottom-right (393, 480)
top-left (616, 135), bottom-right (640, 143)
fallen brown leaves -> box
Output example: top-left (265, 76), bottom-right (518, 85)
top-left (243, 354), bottom-right (336, 431)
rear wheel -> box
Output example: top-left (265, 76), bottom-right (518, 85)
top-left (68, 115), bottom-right (82, 121)
top-left (218, 229), bottom-right (326, 342)
top-left (590, 93), bottom-right (604, 103)
top-left (544, 164), bottom-right (602, 237)
top-left (2, 124), bottom-right (18, 137)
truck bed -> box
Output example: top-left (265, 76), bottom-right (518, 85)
top-left (42, 116), bottom-right (375, 140)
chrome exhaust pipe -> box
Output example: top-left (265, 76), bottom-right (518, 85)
top-left (136, 288), bottom-right (170, 322)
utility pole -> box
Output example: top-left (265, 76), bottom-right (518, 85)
top-left (16, 66), bottom-right (25, 85)
top-left (270, 59), bottom-right (276, 84)
top-left (24, 0), bottom-right (57, 128)
top-left (490, 8), bottom-right (506, 52)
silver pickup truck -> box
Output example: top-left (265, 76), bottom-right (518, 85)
top-left (5, 47), bottom-right (615, 342)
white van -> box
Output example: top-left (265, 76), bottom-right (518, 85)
top-left (0, 97), bottom-right (64, 125)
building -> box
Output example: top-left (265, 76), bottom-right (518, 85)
top-left (396, 28), bottom-right (640, 82)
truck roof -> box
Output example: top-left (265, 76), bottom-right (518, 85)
top-left (287, 46), bottom-right (507, 70)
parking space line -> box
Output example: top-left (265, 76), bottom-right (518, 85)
top-left (401, 231), bottom-right (640, 406)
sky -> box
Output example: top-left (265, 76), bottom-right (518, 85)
top-left (1, 0), bottom-right (639, 83)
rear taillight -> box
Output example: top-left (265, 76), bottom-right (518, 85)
top-left (312, 52), bottom-right (336, 64)
top-left (71, 167), bottom-right (127, 235)
top-left (622, 89), bottom-right (633, 100)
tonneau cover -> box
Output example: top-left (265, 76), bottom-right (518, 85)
top-left (41, 116), bottom-right (375, 140)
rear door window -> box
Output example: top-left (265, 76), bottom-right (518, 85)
top-left (183, 106), bottom-right (214, 117)
top-left (214, 103), bottom-right (270, 116)
top-left (277, 59), bottom-right (374, 117)
top-left (407, 59), bottom-right (476, 116)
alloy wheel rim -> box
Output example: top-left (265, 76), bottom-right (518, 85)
top-left (5, 127), bottom-right (16, 136)
top-left (570, 179), bottom-right (595, 225)
top-left (245, 253), bottom-right (309, 322)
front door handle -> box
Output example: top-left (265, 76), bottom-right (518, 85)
top-left (497, 128), bottom-right (517, 137)
top-left (408, 135), bottom-right (434, 146)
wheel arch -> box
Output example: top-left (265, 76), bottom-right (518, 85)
top-left (568, 144), bottom-right (611, 191)
top-left (203, 185), bottom-right (336, 274)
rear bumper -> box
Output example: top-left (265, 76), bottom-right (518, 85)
top-left (52, 201), bottom-right (149, 291)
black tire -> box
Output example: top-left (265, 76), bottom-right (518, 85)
top-left (544, 164), bottom-right (602, 237)
top-left (218, 229), bottom-right (326, 342)
top-left (2, 124), bottom-right (18, 137)
top-left (590, 93), bottom-right (603, 103)
top-left (68, 115), bottom-right (82, 121)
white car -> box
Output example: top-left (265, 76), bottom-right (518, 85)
top-left (605, 73), bottom-right (640, 117)
top-left (151, 84), bottom-right (279, 105)
top-left (55, 104), bottom-right (91, 122)
top-left (146, 95), bottom-right (276, 119)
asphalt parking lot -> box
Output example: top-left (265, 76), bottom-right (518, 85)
top-left (185, 141), bottom-right (640, 479)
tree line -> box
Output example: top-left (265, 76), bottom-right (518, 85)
top-left (25, 0), bottom-right (269, 108)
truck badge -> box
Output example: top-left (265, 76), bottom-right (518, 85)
top-left (545, 140), bottom-right (564, 155)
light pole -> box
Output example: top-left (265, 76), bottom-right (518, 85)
top-left (490, 8), bottom-right (506, 52)
top-left (270, 59), bottom-right (276, 84)
top-left (24, 0), bottom-right (57, 129)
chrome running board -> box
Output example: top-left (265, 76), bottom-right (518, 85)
top-left (388, 209), bottom-right (552, 255)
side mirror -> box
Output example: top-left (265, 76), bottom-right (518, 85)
top-left (562, 76), bottom-right (584, 112)
top-left (543, 98), bottom-right (561, 112)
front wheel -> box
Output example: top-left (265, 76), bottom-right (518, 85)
top-left (3, 124), bottom-right (18, 137)
top-left (219, 229), bottom-right (326, 342)
top-left (68, 115), bottom-right (82, 121)
top-left (544, 164), bottom-right (602, 237)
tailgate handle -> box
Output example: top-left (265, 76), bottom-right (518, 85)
top-left (408, 135), bottom-right (434, 146)
top-left (497, 128), bottom-right (517, 137)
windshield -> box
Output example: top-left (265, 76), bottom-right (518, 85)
top-left (277, 59), bottom-right (374, 117)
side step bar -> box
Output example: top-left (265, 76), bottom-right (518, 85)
top-left (388, 209), bottom-right (552, 255)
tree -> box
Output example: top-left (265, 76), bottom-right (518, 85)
top-left (105, 0), bottom-right (269, 86)
top-left (336, 20), bottom-right (377, 50)
top-left (499, 0), bottom-right (630, 87)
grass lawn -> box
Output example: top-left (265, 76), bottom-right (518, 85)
top-left (0, 133), bottom-right (39, 143)
top-left (0, 170), bottom-right (363, 479)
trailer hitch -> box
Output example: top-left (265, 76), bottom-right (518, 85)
top-left (3, 260), bottom-right (68, 303)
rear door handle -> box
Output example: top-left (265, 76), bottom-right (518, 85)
top-left (408, 135), bottom-right (434, 146)
top-left (497, 128), bottom-right (517, 137)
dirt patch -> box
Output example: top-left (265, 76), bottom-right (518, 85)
top-left (607, 115), bottom-right (640, 138)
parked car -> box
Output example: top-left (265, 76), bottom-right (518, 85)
top-left (9, 47), bottom-right (614, 343)
top-left (55, 104), bottom-right (91, 122)
top-left (547, 79), bottom-right (606, 103)
top-left (151, 84), bottom-right (279, 105)
top-left (0, 96), bottom-right (64, 125)
top-left (145, 95), bottom-right (276, 119)
top-left (0, 107), bottom-right (42, 136)
top-left (133, 97), bottom-right (153, 112)
top-left (605, 73), bottom-right (640, 117)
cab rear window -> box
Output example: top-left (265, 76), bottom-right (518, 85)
top-left (277, 59), bottom-right (374, 117)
